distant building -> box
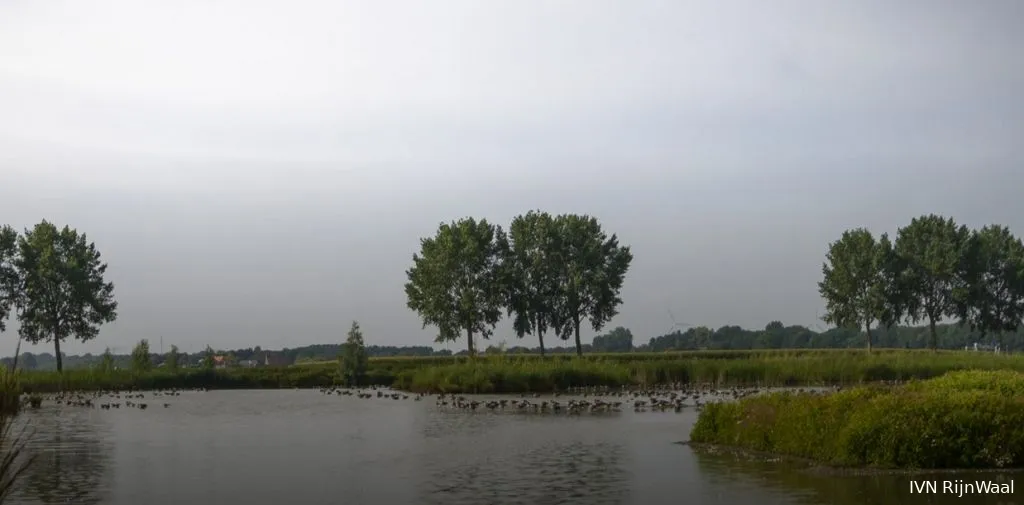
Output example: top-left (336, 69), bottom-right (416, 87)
top-left (212, 355), bottom-right (228, 369)
top-left (238, 359), bottom-right (258, 368)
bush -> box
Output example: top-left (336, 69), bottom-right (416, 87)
top-left (690, 370), bottom-right (1024, 469)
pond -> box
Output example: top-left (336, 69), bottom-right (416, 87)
top-left (12, 389), bottom-right (1024, 505)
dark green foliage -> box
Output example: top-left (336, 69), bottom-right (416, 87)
top-left (0, 226), bottom-right (18, 335)
top-left (99, 348), bottom-right (114, 373)
top-left (131, 340), bottom-right (151, 373)
top-left (818, 229), bottom-right (896, 351)
top-left (15, 221), bottom-right (117, 372)
top-left (690, 370), bottom-right (1024, 469)
top-left (405, 217), bottom-right (507, 355)
top-left (202, 345), bottom-right (215, 370)
top-left (821, 216), bottom-right (1023, 353)
top-left (547, 214), bottom-right (633, 356)
top-left (893, 215), bottom-right (971, 350)
top-left (339, 321), bottom-right (368, 386)
top-left (504, 211), bottom-right (559, 356)
top-left (16, 354), bottom-right (35, 371)
top-left (166, 345), bottom-right (180, 371)
top-left (957, 225), bottom-right (1024, 349)
top-left (591, 326), bottom-right (633, 352)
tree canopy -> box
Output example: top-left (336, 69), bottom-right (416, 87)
top-left (547, 214), bottom-right (633, 356)
top-left (131, 339), bottom-right (152, 373)
top-left (0, 225), bottom-right (18, 335)
top-left (339, 320), bottom-right (368, 386)
top-left (504, 210), bottom-right (559, 355)
top-left (818, 228), bottom-right (896, 351)
top-left (893, 215), bottom-right (972, 350)
top-left (405, 217), bottom-right (507, 355)
top-left (957, 225), bottom-right (1024, 347)
top-left (820, 214), bottom-right (1023, 352)
top-left (15, 221), bottom-right (118, 372)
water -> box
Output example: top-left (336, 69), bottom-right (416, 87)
top-left (11, 390), bottom-right (1024, 505)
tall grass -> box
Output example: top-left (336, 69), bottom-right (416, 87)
top-left (396, 350), bottom-right (1024, 393)
top-left (690, 369), bottom-right (1024, 469)
top-left (16, 349), bottom-right (1024, 394)
top-left (0, 369), bottom-right (34, 503)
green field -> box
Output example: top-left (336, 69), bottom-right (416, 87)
top-left (14, 348), bottom-right (1024, 394)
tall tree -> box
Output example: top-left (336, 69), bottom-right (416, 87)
top-left (818, 228), bottom-right (897, 352)
top-left (339, 320), bottom-right (368, 387)
top-left (548, 214), bottom-right (633, 356)
top-left (166, 344), bottom-right (180, 370)
top-left (202, 345), bottom-right (215, 369)
top-left (16, 221), bottom-right (118, 372)
top-left (894, 214), bottom-right (971, 350)
top-left (131, 339), bottom-right (151, 373)
top-left (405, 218), bottom-right (507, 356)
top-left (957, 225), bottom-right (1024, 350)
top-left (99, 347), bottom-right (114, 372)
top-left (504, 211), bottom-right (559, 356)
top-left (0, 226), bottom-right (19, 336)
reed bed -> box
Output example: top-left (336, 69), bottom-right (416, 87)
top-left (15, 349), bottom-right (1024, 394)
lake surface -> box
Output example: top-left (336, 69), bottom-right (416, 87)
top-left (12, 389), bottom-right (1024, 505)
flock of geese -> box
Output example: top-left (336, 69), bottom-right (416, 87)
top-left (24, 384), bottom-right (837, 416)
top-left (22, 387), bottom-right (209, 411)
top-left (313, 384), bottom-right (833, 416)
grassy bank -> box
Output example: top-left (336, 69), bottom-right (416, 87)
top-left (689, 369), bottom-right (1024, 469)
top-left (16, 349), bottom-right (1024, 394)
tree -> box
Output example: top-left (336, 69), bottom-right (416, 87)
top-left (0, 226), bottom-right (23, 371)
top-left (131, 339), bottom-right (151, 373)
top-left (405, 217), bottom-right (507, 356)
top-left (504, 211), bottom-right (560, 356)
top-left (548, 214), bottom-right (633, 356)
top-left (339, 321), bottom-right (368, 387)
top-left (18, 352), bottom-right (36, 371)
top-left (166, 344), bottom-right (180, 370)
top-left (99, 348), bottom-right (114, 372)
top-left (15, 221), bottom-right (118, 372)
top-left (591, 326), bottom-right (633, 352)
top-left (818, 228), bottom-right (897, 352)
top-left (202, 345), bottom-right (215, 369)
top-left (0, 226), bottom-right (18, 335)
top-left (957, 225), bottom-right (1024, 350)
top-left (894, 215), bottom-right (971, 350)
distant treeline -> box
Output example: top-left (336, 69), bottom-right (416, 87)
top-left (5, 321), bottom-right (1017, 371)
top-left (819, 215), bottom-right (1024, 351)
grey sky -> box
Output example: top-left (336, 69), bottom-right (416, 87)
top-left (1, 0), bottom-right (1022, 355)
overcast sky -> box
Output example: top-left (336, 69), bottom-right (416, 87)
top-left (1, 0), bottom-right (1022, 356)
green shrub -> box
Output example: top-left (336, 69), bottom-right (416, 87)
top-left (690, 370), bottom-right (1024, 469)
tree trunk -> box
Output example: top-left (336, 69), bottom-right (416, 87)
top-left (573, 317), bottom-right (582, 357)
top-left (466, 328), bottom-right (475, 357)
top-left (536, 321), bottom-right (546, 357)
top-left (928, 318), bottom-right (938, 351)
top-left (54, 335), bottom-right (63, 373)
top-left (865, 322), bottom-right (873, 353)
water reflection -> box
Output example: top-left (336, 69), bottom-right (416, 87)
top-left (418, 408), bottom-right (630, 505)
top-left (15, 408), bottom-right (112, 505)
top-left (421, 439), bottom-right (627, 505)
top-left (693, 447), bottom-right (1024, 505)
